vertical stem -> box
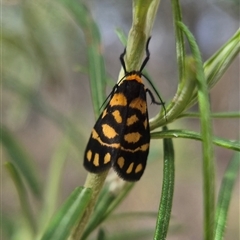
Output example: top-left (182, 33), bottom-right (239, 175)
top-left (70, 171), bottom-right (108, 240)
top-left (178, 22), bottom-right (215, 240)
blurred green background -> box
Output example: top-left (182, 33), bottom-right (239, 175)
top-left (2, 0), bottom-right (239, 239)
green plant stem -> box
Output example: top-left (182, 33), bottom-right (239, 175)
top-left (70, 172), bottom-right (108, 240)
top-left (150, 0), bottom-right (187, 129)
top-left (81, 181), bottom-right (134, 239)
top-left (186, 29), bottom-right (240, 110)
top-left (72, 1), bottom-right (162, 239)
top-left (171, 0), bottom-right (185, 83)
top-left (154, 126), bottom-right (175, 240)
top-left (150, 57), bottom-right (197, 129)
top-left (120, 0), bottom-right (161, 79)
top-left (179, 22), bottom-right (215, 240)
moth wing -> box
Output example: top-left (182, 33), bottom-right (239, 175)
top-left (83, 87), bottom-right (126, 173)
top-left (112, 87), bottom-right (150, 181)
top-left (83, 109), bottom-right (121, 173)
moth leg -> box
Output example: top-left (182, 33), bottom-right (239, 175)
top-left (146, 88), bottom-right (167, 120)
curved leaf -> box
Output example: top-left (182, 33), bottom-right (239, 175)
top-left (40, 187), bottom-right (92, 240)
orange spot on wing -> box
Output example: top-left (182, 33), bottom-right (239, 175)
top-left (91, 129), bottom-right (120, 149)
top-left (117, 157), bottom-right (125, 169)
top-left (86, 150), bottom-right (92, 161)
top-left (93, 153), bottom-right (99, 166)
top-left (127, 114), bottom-right (139, 126)
top-left (110, 93), bottom-right (127, 107)
top-left (124, 132), bottom-right (141, 143)
top-left (102, 124), bottom-right (118, 139)
top-left (104, 153), bottom-right (111, 164)
top-left (129, 98), bottom-right (147, 114)
top-left (135, 164), bottom-right (143, 173)
top-left (112, 110), bottom-right (122, 123)
top-left (126, 162), bottom-right (134, 174)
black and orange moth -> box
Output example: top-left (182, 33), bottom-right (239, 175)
top-left (84, 38), bottom-right (165, 181)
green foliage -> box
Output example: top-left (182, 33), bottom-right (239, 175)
top-left (154, 126), bottom-right (175, 240)
top-left (2, 0), bottom-right (239, 240)
top-left (215, 152), bottom-right (240, 240)
top-left (40, 187), bottom-right (92, 240)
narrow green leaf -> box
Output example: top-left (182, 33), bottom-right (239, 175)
top-left (215, 152), bottom-right (240, 240)
top-left (115, 28), bottom-right (127, 46)
top-left (178, 111), bottom-right (240, 119)
top-left (59, 0), bottom-right (106, 117)
top-left (99, 182), bottom-right (134, 223)
top-left (151, 129), bottom-right (240, 151)
top-left (40, 187), bottom-right (92, 240)
top-left (72, 171), bottom-right (109, 240)
top-left (149, 0), bottom-right (195, 129)
top-left (186, 29), bottom-right (240, 109)
top-left (5, 162), bottom-right (37, 234)
top-left (150, 57), bottom-right (198, 129)
top-left (1, 126), bottom-right (42, 198)
top-left (38, 138), bottom-right (72, 232)
top-left (205, 29), bottom-right (240, 89)
top-left (178, 22), bottom-right (215, 240)
top-left (154, 126), bottom-right (175, 240)
top-left (171, 0), bottom-right (185, 82)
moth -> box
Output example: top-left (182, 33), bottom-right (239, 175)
top-left (84, 38), bottom-right (165, 181)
